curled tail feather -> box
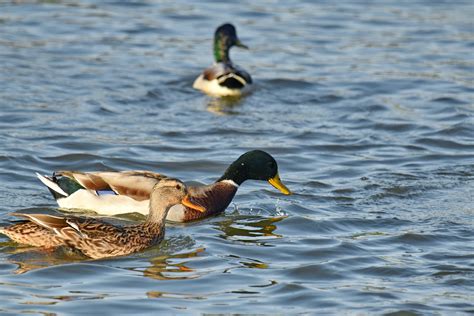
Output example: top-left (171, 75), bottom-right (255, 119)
top-left (36, 172), bottom-right (69, 198)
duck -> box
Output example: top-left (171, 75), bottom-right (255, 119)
top-left (0, 179), bottom-right (202, 259)
top-left (36, 150), bottom-right (291, 222)
top-left (193, 23), bottom-right (252, 97)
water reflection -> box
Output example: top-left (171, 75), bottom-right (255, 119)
top-left (146, 291), bottom-right (206, 300)
top-left (206, 96), bottom-right (244, 115)
top-left (226, 254), bottom-right (269, 270)
top-left (140, 244), bottom-right (205, 281)
top-left (0, 242), bottom-right (86, 274)
top-left (214, 215), bottom-right (286, 245)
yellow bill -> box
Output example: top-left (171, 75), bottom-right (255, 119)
top-left (182, 195), bottom-right (207, 213)
top-left (268, 173), bottom-right (291, 195)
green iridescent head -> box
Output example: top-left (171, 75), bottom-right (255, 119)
top-left (213, 23), bottom-right (248, 63)
top-left (218, 150), bottom-right (291, 195)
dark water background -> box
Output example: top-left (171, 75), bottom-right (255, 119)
top-left (1, 0), bottom-right (473, 314)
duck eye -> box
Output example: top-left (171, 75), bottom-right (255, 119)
top-left (175, 184), bottom-right (181, 190)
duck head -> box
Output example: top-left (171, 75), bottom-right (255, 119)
top-left (214, 23), bottom-right (248, 63)
top-left (148, 179), bottom-right (205, 222)
top-left (218, 150), bottom-right (291, 195)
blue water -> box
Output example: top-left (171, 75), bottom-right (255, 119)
top-left (1, 1), bottom-right (473, 314)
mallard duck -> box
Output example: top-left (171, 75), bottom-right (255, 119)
top-left (0, 179), bottom-right (202, 259)
top-left (193, 23), bottom-right (252, 97)
top-left (36, 150), bottom-right (291, 222)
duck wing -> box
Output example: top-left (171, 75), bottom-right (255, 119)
top-left (10, 213), bottom-right (91, 239)
top-left (54, 170), bottom-right (170, 201)
top-left (203, 63), bottom-right (252, 89)
top-left (10, 213), bottom-right (130, 241)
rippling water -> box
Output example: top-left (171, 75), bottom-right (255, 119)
top-left (1, 0), bottom-right (473, 314)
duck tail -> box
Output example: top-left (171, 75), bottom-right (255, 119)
top-left (36, 172), bottom-right (69, 199)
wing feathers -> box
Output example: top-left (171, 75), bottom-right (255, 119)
top-left (203, 63), bottom-right (251, 87)
top-left (57, 171), bottom-right (110, 190)
top-left (10, 213), bottom-right (85, 239)
top-left (11, 213), bottom-right (69, 230)
top-left (217, 73), bottom-right (248, 89)
top-left (55, 171), bottom-right (169, 201)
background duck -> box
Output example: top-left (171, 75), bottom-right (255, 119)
top-left (193, 23), bottom-right (252, 97)
top-left (0, 179), bottom-right (201, 259)
top-left (36, 150), bottom-right (291, 222)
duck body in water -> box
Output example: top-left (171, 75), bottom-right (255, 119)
top-left (193, 23), bottom-right (252, 97)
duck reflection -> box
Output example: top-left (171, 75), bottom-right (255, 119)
top-left (206, 96), bottom-right (243, 115)
top-left (0, 239), bottom-right (86, 274)
top-left (140, 236), bottom-right (204, 281)
top-left (214, 214), bottom-right (286, 245)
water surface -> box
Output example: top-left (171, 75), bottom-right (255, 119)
top-left (1, 0), bottom-right (473, 314)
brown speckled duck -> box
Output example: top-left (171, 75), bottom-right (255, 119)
top-left (0, 179), bottom-right (201, 259)
top-left (36, 150), bottom-right (291, 222)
